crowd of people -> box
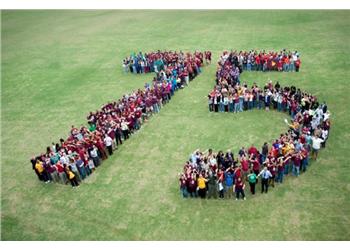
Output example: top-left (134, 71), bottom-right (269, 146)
top-left (180, 85), bottom-right (330, 199)
top-left (179, 51), bottom-right (328, 200)
top-left (215, 49), bottom-right (301, 77)
top-left (31, 50), bottom-right (209, 187)
top-left (122, 50), bottom-right (212, 77)
top-left (210, 50), bottom-right (301, 113)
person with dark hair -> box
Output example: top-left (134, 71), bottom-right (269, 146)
top-left (65, 166), bottom-right (79, 188)
top-left (104, 134), bottom-right (113, 156)
top-left (30, 156), bottom-right (42, 181)
top-left (258, 166), bottom-right (272, 193)
top-left (207, 170), bottom-right (218, 199)
top-left (234, 177), bottom-right (246, 200)
top-left (247, 170), bottom-right (257, 195)
top-left (197, 173), bottom-right (207, 199)
top-left (224, 167), bottom-right (234, 199)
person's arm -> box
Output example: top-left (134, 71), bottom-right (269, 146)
top-left (257, 170), bottom-right (262, 178)
top-left (268, 171), bottom-right (273, 178)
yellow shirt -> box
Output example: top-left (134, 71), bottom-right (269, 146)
top-left (68, 171), bottom-right (75, 180)
top-left (197, 177), bottom-right (206, 189)
top-left (35, 162), bottom-right (44, 173)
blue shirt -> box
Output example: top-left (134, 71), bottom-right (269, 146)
top-left (260, 169), bottom-right (272, 179)
top-left (225, 172), bottom-right (234, 186)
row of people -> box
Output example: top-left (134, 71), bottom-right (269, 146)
top-left (122, 50), bottom-right (212, 75)
top-left (208, 81), bottom-right (320, 116)
top-left (215, 49), bottom-right (301, 88)
top-left (31, 51), bottom-right (209, 187)
top-left (180, 82), bottom-right (330, 200)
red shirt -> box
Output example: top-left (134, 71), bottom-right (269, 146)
top-left (252, 160), bottom-right (260, 171)
top-left (241, 160), bottom-right (249, 172)
top-left (248, 146), bottom-right (258, 157)
top-left (235, 180), bottom-right (244, 190)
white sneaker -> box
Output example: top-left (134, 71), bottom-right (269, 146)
top-left (235, 198), bottom-right (238, 201)
top-left (244, 197), bottom-right (246, 200)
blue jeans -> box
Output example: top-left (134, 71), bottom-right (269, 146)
top-left (293, 164), bottom-right (300, 176)
top-left (78, 166), bottom-right (86, 180)
top-left (219, 102), bottom-right (224, 112)
top-left (229, 103), bottom-right (234, 112)
top-left (291, 111), bottom-right (295, 119)
top-left (277, 170), bottom-right (284, 183)
top-left (153, 104), bottom-right (159, 113)
top-left (301, 157), bottom-right (309, 172)
top-left (239, 97), bottom-right (244, 112)
top-left (290, 63), bottom-right (295, 72)
top-left (85, 166), bottom-right (91, 176)
top-left (257, 100), bottom-right (262, 109)
top-left (180, 187), bottom-right (188, 198)
top-left (247, 63), bottom-right (251, 71)
top-left (277, 102), bottom-right (282, 111)
top-left (234, 103), bottom-right (239, 113)
top-left (248, 101), bottom-right (253, 110)
top-left (284, 162), bottom-right (291, 175)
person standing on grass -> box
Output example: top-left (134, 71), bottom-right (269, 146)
top-left (179, 174), bottom-right (188, 198)
top-left (249, 154), bottom-right (260, 183)
top-left (56, 161), bottom-right (68, 184)
top-left (89, 145), bottom-right (101, 168)
top-left (258, 166), bottom-right (272, 194)
top-left (69, 158), bottom-right (81, 182)
top-left (234, 177), bottom-right (246, 200)
top-left (207, 170), bottom-right (218, 199)
top-left (276, 156), bottom-right (289, 183)
top-left (187, 173), bottom-right (197, 198)
top-left (114, 124), bottom-right (123, 146)
top-left (247, 170), bottom-right (257, 195)
top-left (197, 173), bottom-right (208, 199)
top-left (35, 159), bottom-right (50, 183)
top-left (65, 165), bottom-right (79, 188)
top-left (75, 156), bottom-right (86, 180)
top-left (224, 168), bottom-right (234, 199)
top-left (261, 142), bottom-right (269, 163)
top-left (121, 120), bottom-right (130, 140)
top-left (295, 56), bottom-right (301, 72)
top-left (31, 157), bottom-right (42, 181)
top-left (104, 134), bottom-right (113, 156)
top-left (292, 152), bottom-right (301, 177)
top-left (311, 135), bottom-right (324, 161)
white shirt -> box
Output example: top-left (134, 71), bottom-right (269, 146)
top-left (322, 130), bottom-right (328, 140)
top-left (312, 137), bottom-right (324, 150)
top-left (323, 112), bottom-right (330, 121)
top-left (104, 136), bottom-right (113, 147)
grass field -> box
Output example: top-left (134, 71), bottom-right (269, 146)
top-left (1, 10), bottom-right (350, 240)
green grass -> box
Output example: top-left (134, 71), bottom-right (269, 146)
top-left (1, 10), bottom-right (350, 240)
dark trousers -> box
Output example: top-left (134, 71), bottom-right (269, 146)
top-left (42, 170), bottom-right (51, 182)
top-left (236, 188), bottom-right (245, 199)
top-left (92, 156), bottom-right (100, 167)
top-left (99, 148), bottom-right (108, 160)
top-left (261, 178), bottom-right (269, 193)
top-left (198, 188), bottom-right (206, 199)
top-left (115, 133), bottom-right (123, 145)
top-left (69, 177), bottom-right (79, 187)
top-left (122, 130), bottom-right (129, 140)
top-left (107, 145), bottom-right (113, 155)
top-left (249, 182), bottom-right (256, 194)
